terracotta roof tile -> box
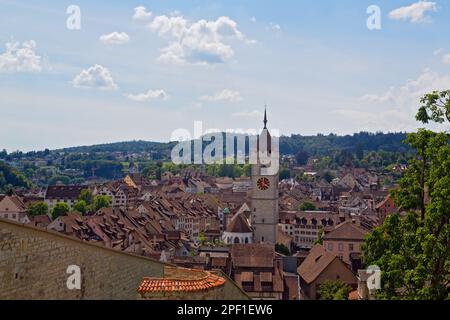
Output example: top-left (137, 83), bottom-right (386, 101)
top-left (323, 220), bottom-right (368, 241)
top-left (231, 244), bottom-right (274, 268)
top-left (297, 245), bottom-right (337, 284)
top-left (349, 290), bottom-right (360, 300)
top-left (138, 267), bottom-right (226, 295)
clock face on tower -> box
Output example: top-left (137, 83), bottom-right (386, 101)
top-left (257, 177), bottom-right (270, 191)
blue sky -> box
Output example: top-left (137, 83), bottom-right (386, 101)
top-left (1, 0), bottom-right (450, 151)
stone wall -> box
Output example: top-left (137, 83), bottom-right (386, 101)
top-left (0, 218), bottom-right (167, 300)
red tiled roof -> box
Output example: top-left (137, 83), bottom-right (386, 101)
top-left (137, 267), bottom-right (226, 294)
top-left (226, 213), bottom-right (252, 233)
top-left (323, 220), bottom-right (368, 241)
top-left (231, 244), bottom-right (275, 268)
top-left (45, 185), bottom-right (85, 200)
top-left (297, 245), bottom-right (337, 284)
top-left (349, 290), bottom-right (360, 300)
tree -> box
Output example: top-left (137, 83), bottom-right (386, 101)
top-left (92, 195), bottom-right (112, 212)
top-left (73, 200), bottom-right (88, 215)
top-left (335, 149), bottom-right (354, 167)
top-left (275, 243), bottom-right (291, 256)
top-left (318, 280), bottom-right (351, 300)
top-left (27, 202), bottom-right (48, 217)
top-left (198, 232), bottom-right (206, 245)
top-left (299, 201), bottom-right (317, 211)
top-left (392, 130), bottom-right (434, 220)
top-left (78, 189), bottom-right (93, 205)
top-left (355, 143), bottom-right (364, 160)
top-left (295, 150), bottom-right (309, 166)
top-left (321, 171), bottom-right (335, 183)
top-left (51, 202), bottom-right (69, 220)
top-left (279, 168), bottom-right (291, 180)
top-left (362, 92), bottom-right (450, 300)
top-left (315, 227), bottom-right (324, 245)
top-left (416, 90), bottom-right (450, 124)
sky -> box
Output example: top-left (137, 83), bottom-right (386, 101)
top-left (1, 0), bottom-right (450, 151)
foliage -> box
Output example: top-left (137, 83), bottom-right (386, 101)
top-left (298, 201), bottom-right (317, 211)
top-left (47, 175), bottom-right (71, 185)
top-left (73, 200), bottom-right (88, 215)
top-left (0, 161), bottom-right (31, 192)
top-left (27, 202), bottom-right (48, 217)
top-left (416, 90), bottom-right (450, 124)
top-left (318, 280), bottom-right (352, 300)
top-left (279, 167), bottom-right (291, 180)
top-left (320, 171), bottom-right (335, 183)
top-left (275, 243), bottom-right (291, 256)
top-left (315, 227), bottom-right (324, 245)
top-left (198, 232), bottom-right (206, 245)
top-left (78, 189), bottom-right (94, 205)
top-left (295, 150), bottom-right (309, 166)
top-left (362, 92), bottom-right (450, 300)
top-left (51, 202), bottom-right (69, 220)
top-left (92, 195), bottom-right (112, 212)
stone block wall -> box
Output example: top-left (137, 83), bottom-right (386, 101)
top-left (0, 218), bottom-right (166, 300)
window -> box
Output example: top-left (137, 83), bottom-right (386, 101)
top-left (338, 243), bottom-right (344, 252)
top-left (349, 243), bottom-right (354, 251)
top-left (327, 243), bottom-right (334, 251)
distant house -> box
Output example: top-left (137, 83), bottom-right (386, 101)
top-left (44, 185), bottom-right (85, 209)
top-left (297, 245), bottom-right (357, 300)
top-left (0, 195), bottom-right (30, 223)
top-left (222, 213), bottom-right (253, 245)
top-left (323, 220), bottom-right (368, 264)
top-left (230, 244), bottom-right (284, 300)
top-left (95, 183), bottom-right (138, 208)
top-left (375, 194), bottom-right (397, 224)
top-left (279, 211), bottom-right (339, 249)
top-left (47, 211), bottom-right (84, 234)
top-left (30, 214), bottom-right (52, 228)
top-left (277, 226), bottom-right (293, 252)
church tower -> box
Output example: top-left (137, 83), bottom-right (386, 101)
top-left (251, 108), bottom-right (279, 245)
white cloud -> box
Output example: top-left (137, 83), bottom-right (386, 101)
top-left (72, 64), bottom-right (118, 90)
top-left (126, 89), bottom-right (169, 102)
top-left (99, 32), bottom-right (130, 45)
top-left (232, 110), bottom-right (263, 118)
top-left (442, 54), bottom-right (450, 65)
top-left (389, 1), bottom-right (437, 23)
top-left (200, 89), bottom-right (243, 102)
top-left (147, 13), bottom-right (254, 65)
top-left (343, 68), bottom-right (450, 131)
top-left (250, 16), bottom-right (257, 23)
top-left (0, 40), bottom-right (42, 73)
top-left (133, 6), bottom-right (152, 20)
top-left (269, 22), bottom-right (281, 31)
top-left (433, 48), bottom-right (444, 56)
top-left (361, 68), bottom-right (450, 105)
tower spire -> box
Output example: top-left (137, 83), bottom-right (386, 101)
top-left (263, 105), bottom-right (268, 129)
